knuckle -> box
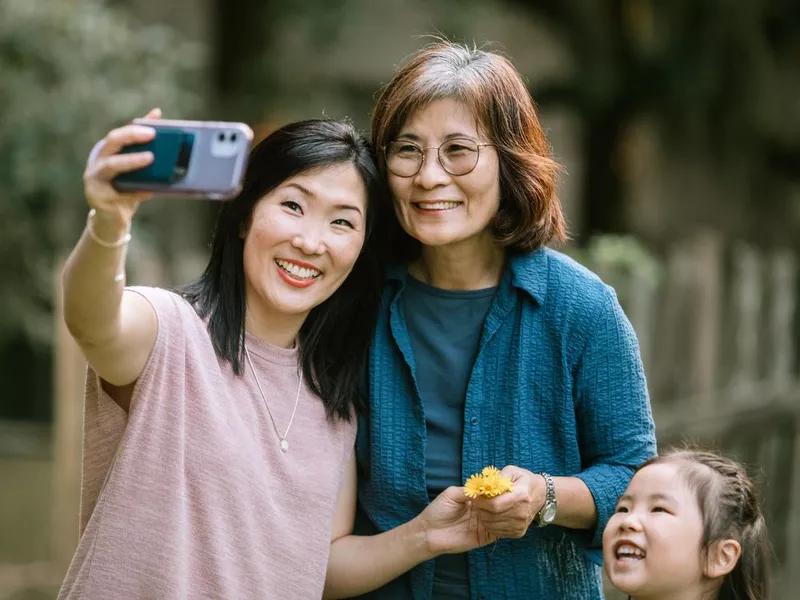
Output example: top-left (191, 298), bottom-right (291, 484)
top-left (106, 127), bottom-right (124, 142)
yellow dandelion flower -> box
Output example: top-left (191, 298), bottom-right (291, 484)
top-left (464, 473), bottom-right (486, 498)
top-left (463, 466), bottom-right (514, 498)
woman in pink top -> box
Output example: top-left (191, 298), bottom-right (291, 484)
top-left (59, 111), bottom-right (492, 600)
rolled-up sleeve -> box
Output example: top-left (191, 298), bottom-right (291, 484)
top-left (573, 286), bottom-right (657, 547)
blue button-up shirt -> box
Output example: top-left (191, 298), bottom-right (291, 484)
top-left (356, 247), bottom-right (657, 599)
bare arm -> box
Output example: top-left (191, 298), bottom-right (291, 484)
top-left (550, 476), bottom-right (597, 529)
top-left (62, 109), bottom-right (161, 409)
top-left (323, 454), bottom-right (491, 599)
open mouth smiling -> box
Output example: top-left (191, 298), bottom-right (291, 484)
top-left (613, 540), bottom-right (647, 563)
top-left (275, 259), bottom-right (321, 281)
top-left (412, 201), bottom-right (462, 212)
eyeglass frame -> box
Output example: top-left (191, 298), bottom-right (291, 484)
top-left (382, 137), bottom-right (495, 178)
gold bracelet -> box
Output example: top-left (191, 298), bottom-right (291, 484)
top-left (86, 209), bottom-right (131, 248)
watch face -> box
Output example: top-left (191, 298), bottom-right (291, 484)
top-left (542, 503), bottom-right (557, 523)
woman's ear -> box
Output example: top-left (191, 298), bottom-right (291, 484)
top-left (704, 539), bottom-right (741, 578)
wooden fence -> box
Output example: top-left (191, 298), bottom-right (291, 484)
top-left (597, 232), bottom-right (800, 599)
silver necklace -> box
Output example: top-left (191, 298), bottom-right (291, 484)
top-left (245, 346), bottom-right (302, 453)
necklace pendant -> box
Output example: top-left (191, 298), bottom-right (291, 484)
top-left (280, 439), bottom-right (289, 453)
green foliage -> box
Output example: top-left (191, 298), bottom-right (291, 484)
top-left (581, 235), bottom-right (662, 287)
top-left (0, 0), bottom-right (204, 345)
top-left (565, 235), bottom-right (663, 313)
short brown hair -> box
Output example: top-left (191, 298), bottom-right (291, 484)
top-left (371, 42), bottom-right (567, 253)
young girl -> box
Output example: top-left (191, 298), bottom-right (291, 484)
top-left (603, 449), bottom-right (772, 600)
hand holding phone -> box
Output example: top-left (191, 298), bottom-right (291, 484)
top-left (83, 108), bottom-right (163, 232)
top-left (112, 118), bottom-right (253, 200)
top-left (84, 111), bottom-right (254, 240)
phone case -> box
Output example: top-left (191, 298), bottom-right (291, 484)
top-left (113, 119), bottom-right (254, 200)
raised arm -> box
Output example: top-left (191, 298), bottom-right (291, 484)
top-left (62, 109), bottom-right (161, 410)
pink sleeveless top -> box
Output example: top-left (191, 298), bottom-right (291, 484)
top-left (58, 287), bottom-right (356, 599)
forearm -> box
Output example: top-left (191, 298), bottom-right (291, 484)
top-left (62, 211), bottom-right (130, 346)
top-left (323, 517), bottom-right (433, 599)
top-left (552, 476), bottom-right (597, 530)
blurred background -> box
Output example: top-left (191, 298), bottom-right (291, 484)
top-left (1, 0), bottom-right (799, 598)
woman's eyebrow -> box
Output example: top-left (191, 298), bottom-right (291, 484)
top-left (284, 182), bottom-right (363, 217)
top-left (334, 204), bottom-right (363, 216)
top-left (396, 131), bottom-right (477, 141)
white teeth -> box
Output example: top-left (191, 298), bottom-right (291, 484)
top-left (276, 259), bottom-right (320, 280)
top-left (415, 201), bottom-right (460, 210)
top-left (616, 544), bottom-right (645, 560)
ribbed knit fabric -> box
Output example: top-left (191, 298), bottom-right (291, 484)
top-left (355, 248), bottom-right (657, 600)
top-left (58, 287), bottom-right (356, 600)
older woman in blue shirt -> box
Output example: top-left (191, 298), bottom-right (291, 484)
top-left (353, 42), bottom-right (657, 599)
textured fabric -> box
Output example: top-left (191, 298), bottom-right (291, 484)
top-left (355, 248), bottom-right (657, 600)
top-left (58, 287), bottom-right (356, 600)
top-left (401, 276), bottom-right (496, 599)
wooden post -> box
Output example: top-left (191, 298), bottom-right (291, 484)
top-left (768, 251), bottom-right (796, 391)
top-left (656, 241), bottom-right (694, 402)
top-left (51, 260), bottom-right (86, 574)
top-left (687, 232), bottom-right (723, 399)
top-left (731, 243), bottom-right (762, 399)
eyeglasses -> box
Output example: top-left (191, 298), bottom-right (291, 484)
top-left (383, 137), bottom-right (494, 178)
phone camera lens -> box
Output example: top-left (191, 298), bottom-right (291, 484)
top-left (230, 133), bottom-right (238, 142)
top-left (218, 132), bottom-right (225, 141)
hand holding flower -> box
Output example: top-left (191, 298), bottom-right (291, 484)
top-left (418, 486), bottom-right (495, 556)
top-left (470, 466), bottom-right (547, 538)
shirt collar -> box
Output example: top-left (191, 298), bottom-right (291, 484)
top-left (386, 248), bottom-right (549, 306)
top-left (508, 248), bottom-right (549, 305)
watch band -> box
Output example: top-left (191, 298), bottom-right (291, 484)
top-left (535, 472), bottom-right (557, 527)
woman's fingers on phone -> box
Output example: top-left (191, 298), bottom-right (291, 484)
top-left (88, 152), bottom-right (152, 186)
top-left (143, 107), bottom-right (162, 120)
top-left (84, 152), bottom-right (153, 204)
top-left (96, 125), bottom-right (156, 159)
top-left (101, 151), bottom-right (154, 178)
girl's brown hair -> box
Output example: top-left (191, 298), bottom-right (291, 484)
top-left (639, 450), bottom-right (772, 600)
top-left (371, 41), bottom-right (567, 256)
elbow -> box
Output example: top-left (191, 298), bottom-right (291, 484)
top-left (62, 308), bottom-right (118, 351)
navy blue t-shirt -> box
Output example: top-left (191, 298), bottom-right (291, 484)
top-left (401, 275), bottom-right (497, 599)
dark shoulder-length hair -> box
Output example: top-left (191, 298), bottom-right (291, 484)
top-left (371, 41), bottom-right (567, 259)
top-left (182, 119), bottom-right (387, 421)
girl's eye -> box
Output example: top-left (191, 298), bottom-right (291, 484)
top-left (282, 200), bottom-right (302, 213)
top-left (615, 506), bottom-right (629, 514)
top-left (652, 506), bottom-right (669, 514)
top-left (332, 218), bottom-right (354, 229)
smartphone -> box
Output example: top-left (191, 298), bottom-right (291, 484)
top-left (113, 119), bottom-right (254, 200)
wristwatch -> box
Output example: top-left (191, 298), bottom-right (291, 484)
top-left (534, 473), bottom-right (557, 527)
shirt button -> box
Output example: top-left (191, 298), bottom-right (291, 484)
top-left (470, 417), bottom-right (478, 425)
